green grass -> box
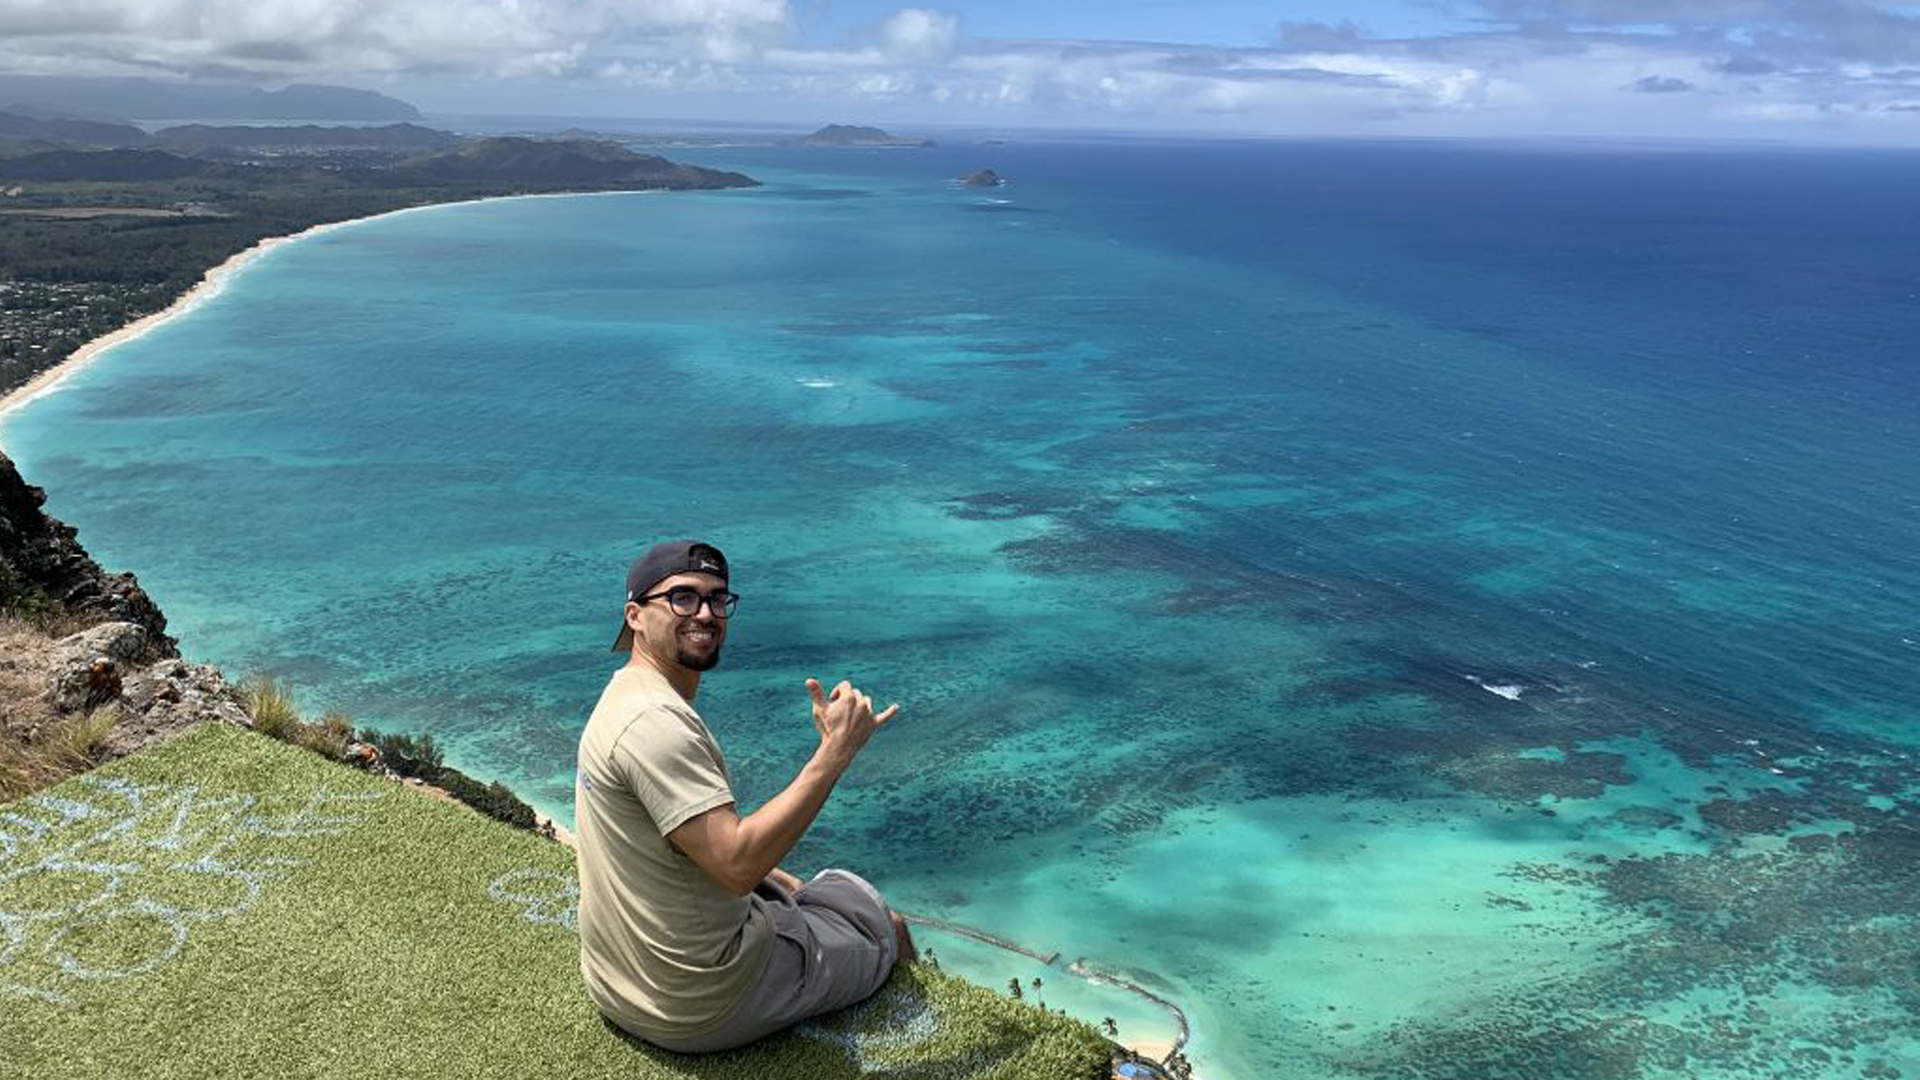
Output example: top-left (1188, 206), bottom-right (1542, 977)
top-left (0, 723), bottom-right (1111, 1080)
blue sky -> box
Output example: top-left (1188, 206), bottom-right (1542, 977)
top-left (4, 1), bottom-right (1920, 143)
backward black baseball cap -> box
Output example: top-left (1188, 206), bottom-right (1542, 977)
top-left (611, 540), bottom-right (729, 652)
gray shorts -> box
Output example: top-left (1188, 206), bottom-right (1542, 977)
top-left (646, 869), bottom-right (899, 1053)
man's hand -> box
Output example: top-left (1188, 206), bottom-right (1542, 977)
top-left (807, 678), bottom-right (899, 766)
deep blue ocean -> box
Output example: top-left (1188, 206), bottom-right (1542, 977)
top-left (4, 136), bottom-right (1917, 1079)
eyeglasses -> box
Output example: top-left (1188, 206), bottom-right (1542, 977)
top-left (635, 586), bottom-right (739, 619)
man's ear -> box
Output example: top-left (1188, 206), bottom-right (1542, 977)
top-left (625, 601), bottom-right (647, 642)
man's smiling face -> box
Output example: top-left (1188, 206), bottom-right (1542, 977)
top-left (629, 570), bottom-right (730, 673)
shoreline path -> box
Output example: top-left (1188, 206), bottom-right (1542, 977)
top-left (902, 914), bottom-right (1192, 1064)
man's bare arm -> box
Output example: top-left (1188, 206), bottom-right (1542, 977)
top-left (669, 678), bottom-right (897, 897)
top-left (667, 755), bottom-right (843, 896)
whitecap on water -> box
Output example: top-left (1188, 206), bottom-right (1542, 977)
top-left (1462, 674), bottom-right (1525, 701)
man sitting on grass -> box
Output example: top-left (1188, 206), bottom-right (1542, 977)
top-left (574, 539), bottom-right (914, 1052)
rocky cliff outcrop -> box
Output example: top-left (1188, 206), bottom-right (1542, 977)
top-left (0, 451), bottom-right (174, 660)
top-left (1, 450), bottom-right (248, 768)
top-left (0, 450), bottom-right (554, 830)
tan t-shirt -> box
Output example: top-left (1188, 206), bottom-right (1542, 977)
top-left (574, 664), bottom-right (772, 1040)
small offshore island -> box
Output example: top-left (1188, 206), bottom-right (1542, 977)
top-left (802, 123), bottom-right (936, 147)
top-left (0, 119), bottom-right (755, 399)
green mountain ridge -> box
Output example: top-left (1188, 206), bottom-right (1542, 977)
top-left (0, 110), bottom-right (148, 148)
top-left (0, 138), bottom-right (758, 187)
top-left (152, 122), bottom-right (462, 153)
top-left (392, 137), bottom-right (758, 187)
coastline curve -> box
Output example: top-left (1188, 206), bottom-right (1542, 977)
top-left (0, 189), bottom-right (667, 435)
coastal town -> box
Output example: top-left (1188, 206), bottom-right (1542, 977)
top-left (0, 279), bottom-right (132, 371)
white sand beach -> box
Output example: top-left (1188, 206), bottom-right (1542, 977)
top-left (1129, 1039), bottom-right (1200, 1071)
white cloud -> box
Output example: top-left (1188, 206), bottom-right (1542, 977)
top-left (596, 58), bottom-right (749, 92)
top-left (2, 0), bottom-right (1920, 140)
top-left (880, 8), bottom-right (959, 61)
top-left (918, 41), bottom-right (1496, 127)
top-left (1728, 100), bottom-right (1828, 121)
top-left (761, 45), bottom-right (888, 71)
top-left (0, 0), bottom-right (792, 79)
top-left (879, 7), bottom-right (952, 61)
top-left (854, 72), bottom-right (913, 96)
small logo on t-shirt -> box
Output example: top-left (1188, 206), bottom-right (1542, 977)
top-left (577, 767), bottom-right (593, 794)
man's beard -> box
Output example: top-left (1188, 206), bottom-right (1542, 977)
top-left (676, 638), bottom-right (722, 671)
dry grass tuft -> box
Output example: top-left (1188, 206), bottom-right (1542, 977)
top-left (0, 705), bottom-right (120, 803)
top-left (241, 678), bottom-right (357, 763)
top-left (242, 676), bottom-right (303, 741)
top-left (0, 614), bottom-right (116, 803)
top-left (297, 710), bottom-right (355, 760)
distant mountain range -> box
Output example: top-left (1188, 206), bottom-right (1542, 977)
top-left (151, 123), bottom-right (460, 153)
top-left (0, 137), bottom-right (756, 189)
top-left (0, 148), bottom-right (234, 182)
top-left (0, 76), bottom-right (419, 121)
top-left (0, 114), bottom-right (460, 155)
top-left (0, 110), bottom-right (147, 147)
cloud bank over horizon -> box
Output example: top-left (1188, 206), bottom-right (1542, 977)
top-left (3, 0), bottom-right (1920, 142)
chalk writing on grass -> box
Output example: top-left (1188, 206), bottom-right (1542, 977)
top-left (487, 869), bottom-right (579, 931)
top-left (797, 983), bottom-right (963, 1074)
top-left (0, 776), bottom-right (382, 1006)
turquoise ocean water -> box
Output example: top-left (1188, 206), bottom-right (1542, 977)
top-left (4, 138), bottom-right (1917, 1079)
